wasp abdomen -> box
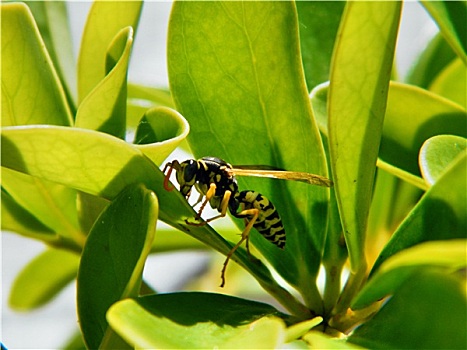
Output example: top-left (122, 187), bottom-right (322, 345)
top-left (234, 190), bottom-right (286, 249)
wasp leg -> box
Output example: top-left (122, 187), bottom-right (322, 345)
top-left (187, 188), bottom-right (232, 226)
top-left (220, 208), bottom-right (259, 287)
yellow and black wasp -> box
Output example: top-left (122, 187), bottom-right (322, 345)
top-left (163, 156), bottom-right (332, 287)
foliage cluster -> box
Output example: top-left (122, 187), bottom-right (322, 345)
top-left (2, 1), bottom-right (466, 349)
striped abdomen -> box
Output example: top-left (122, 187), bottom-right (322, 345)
top-left (234, 190), bottom-right (286, 249)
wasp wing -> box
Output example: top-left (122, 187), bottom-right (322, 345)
top-left (231, 168), bottom-right (333, 187)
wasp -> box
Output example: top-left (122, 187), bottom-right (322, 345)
top-left (163, 156), bottom-right (332, 287)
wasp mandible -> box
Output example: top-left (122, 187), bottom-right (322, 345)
top-left (163, 156), bottom-right (332, 287)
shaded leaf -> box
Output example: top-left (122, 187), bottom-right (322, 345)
top-left (9, 249), bottom-right (79, 310)
top-left (419, 135), bottom-right (467, 185)
top-left (372, 152), bottom-right (466, 272)
top-left (352, 239), bottom-right (467, 309)
top-left (296, 1), bottom-right (345, 91)
top-left (349, 269), bottom-right (467, 349)
top-left (107, 292), bottom-right (287, 349)
top-left (77, 184), bottom-right (158, 349)
top-left (421, 1), bottom-right (467, 64)
top-left (1, 2), bottom-right (72, 126)
top-left (304, 331), bottom-right (365, 349)
top-left (429, 58), bottom-right (467, 108)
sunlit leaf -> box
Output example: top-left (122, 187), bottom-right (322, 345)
top-left (107, 292), bottom-right (286, 349)
top-left (167, 0), bottom-right (328, 312)
top-left (419, 135), bottom-right (467, 185)
top-left (77, 1), bottom-right (142, 103)
top-left (1, 2), bottom-right (72, 126)
top-left (9, 249), bottom-right (79, 310)
top-left (328, 1), bottom-right (401, 276)
top-left (75, 27), bottom-right (133, 139)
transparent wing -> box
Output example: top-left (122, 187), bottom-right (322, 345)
top-left (230, 168), bottom-right (333, 187)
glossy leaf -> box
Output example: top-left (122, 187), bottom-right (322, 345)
top-left (349, 269), bottom-right (467, 349)
top-left (167, 0), bottom-right (329, 310)
top-left (429, 58), bottom-right (467, 108)
top-left (328, 1), bottom-right (401, 274)
top-left (9, 249), bottom-right (79, 310)
top-left (312, 82), bottom-right (467, 183)
top-left (296, 1), bottom-right (346, 91)
top-left (75, 27), bottom-right (133, 139)
top-left (421, 1), bottom-right (467, 64)
top-left (352, 239), bottom-right (466, 309)
top-left (1, 2), bottom-right (72, 126)
top-left (77, 184), bottom-right (158, 349)
top-left (77, 1), bottom-right (142, 103)
top-left (133, 107), bottom-right (190, 166)
top-left (419, 135), bottom-right (467, 185)
top-left (107, 292), bottom-right (286, 349)
top-left (372, 153), bottom-right (466, 273)
top-left (1, 126), bottom-right (308, 317)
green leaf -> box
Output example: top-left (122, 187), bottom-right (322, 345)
top-left (107, 292), bottom-right (287, 349)
top-left (1, 2), bottom-right (72, 126)
top-left (296, 1), bottom-right (346, 91)
top-left (349, 269), bottom-right (467, 349)
top-left (421, 1), bottom-right (467, 64)
top-left (405, 32), bottom-right (456, 88)
top-left (75, 27), bottom-right (133, 139)
top-left (2, 167), bottom-right (82, 245)
top-left (372, 152), bottom-right (466, 272)
top-left (328, 1), bottom-right (401, 275)
top-left (1, 189), bottom-right (55, 239)
top-left (419, 135), bottom-right (467, 185)
top-left (9, 249), bottom-right (79, 310)
top-left (304, 331), bottom-right (365, 349)
top-left (77, 184), bottom-right (158, 349)
top-left (77, 1), bottom-right (142, 103)
top-left (167, 0), bottom-right (329, 310)
top-left (1, 126), bottom-right (308, 318)
top-left (429, 58), bottom-right (467, 108)
top-left (352, 239), bottom-right (467, 310)
top-left (25, 1), bottom-right (77, 109)
top-left (312, 82), bottom-right (467, 186)
top-left (133, 107), bottom-right (190, 165)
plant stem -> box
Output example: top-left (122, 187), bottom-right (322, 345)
top-left (322, 263), bottom-right (344, 319)
top-left (332, 265), bottom-right (367, 317)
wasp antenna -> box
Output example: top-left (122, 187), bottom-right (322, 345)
top-left (163, 162), bottom-right (176, 191)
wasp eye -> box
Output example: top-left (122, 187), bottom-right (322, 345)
top-left (181, 160), bottom-right (198, 183)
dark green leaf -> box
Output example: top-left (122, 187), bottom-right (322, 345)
top-left (349, 269), bottom-right (467, 349)
top-left (77, 184), bottom-right (158, 349)
top-left (421, 1), bottom-right (467, 64)
top-left (296, 1), bottom-right (345, 91)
